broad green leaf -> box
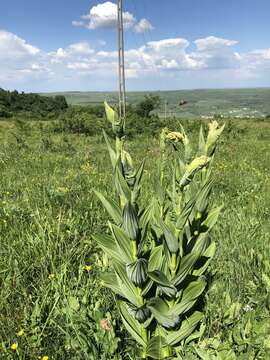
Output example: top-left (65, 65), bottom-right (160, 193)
top-left (122, 150), bottom-right (136, 187)
top-left (93, 233), bottom-right (124, 263)
top-left (118, 301), bottom-right (146, 347)
top-left (94, 190), bottom-right (122, 225)
top-left (147, 298), bottom-right (179, 329)
top-left (134, 159), bottom-right (145, 190)
top-left (176, 198), bottom-right (196, 230)
top-left (202, 205), bottom-right (223, 230)
top-left (160, 221), bottom-right (179, 253)
top-left (149, 246), bottom-right (164, 272)
top-left (103, 130), bottom-right (117, 168)
top-left (166, 311), bottom-right (204, 345)
top-left (195, 179), bottom-right (213, 214)
top-left (193, 242), bottom-right (216, 276)
top-left (113, 260), bottom-right (141, 306)
top-left (110, 224), bottom-right (133, 263)
top-left (148, 270), bottom-right (177, 298)
top-left (122, 201), bottom-right (139, 240)
top-left (100, 272), bottom-right (124, 297)
top-left (168, 279), bottom-right (205, 318)
top-left (192, 232), bottom-right (210, 254)
top-left (115, 166), bottom-right (131, 201)
top-left (173, 253), bottom-right (199, 286)
top-left (126, 258), bottom-right (148, 287)
top-left (181, 280), bottom-right (206, 303)
top-left (146, 336), bottom-right (169, 359)
top-left (168, 300), bottom-right (196, 318)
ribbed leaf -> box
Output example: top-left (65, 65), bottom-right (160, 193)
top-left (100, 272), bottom-right (123, 297)
top-left (103, 130), bottom-right (117, 168)
top-left (113, 261), bottom-right (140, 306)
top-left (122, 201), bottom-right (139, 240)
top-left (146, 336), bottom-right (168, 359)
top-left (115, 166), bottom-right (131, 201)
top-left (148, 270), bottom-right (177, 298)
top-left (126, 258), bottom-right (148, 287)
top-left (169, 300), bottom-right (196, 317)
top-left (149, 246), bottom-right (163, 272)
top-left (118, 301), bottom-right (146, 347)
top-left (93, 233), bottom-right (124, 263)
top-left (94, 190), bottom-right (122, 225)
top-left (147, 298), bottom-right (179, 329)
top-left (202, 206), bottom-right (223, 230)
top-left (160, 221), bottom-right (179, 253)
top-left (164, 281), bottom-right (205, 318)
top-left (193, 242), bottom-right (216, 276)
top-left (122, 150), bottom-right (136, 187)
top-left (195, 179), bottom-right (213, 214)
top-left (173, 253), bottom-right (199, 286)
top-left (110, 224), bottom-right (133, 263)
top-left (176, 198), bottom-right (196, 230)
top-left (192, 232), bottom-right (210, 254)
top-left (134, 159), bottom-right (145, 190)
top-left (166, 311), bottom-right (204, 345)
top-left (181, 280), bottom-right (206, 303)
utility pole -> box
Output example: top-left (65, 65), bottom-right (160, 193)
top-left (117, 0), bottom-right (126, 120)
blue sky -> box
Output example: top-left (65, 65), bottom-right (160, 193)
top-left (0, 0), bottom-right (270, 92)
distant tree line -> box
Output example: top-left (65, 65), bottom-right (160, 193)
top-left (0, 88), bottom-right (68, 119)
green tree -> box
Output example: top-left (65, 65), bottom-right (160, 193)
top-left (135, 94), bottom-right (161, 118)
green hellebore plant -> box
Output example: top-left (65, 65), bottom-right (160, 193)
top-left (94, 103), bottom-right (224, 359)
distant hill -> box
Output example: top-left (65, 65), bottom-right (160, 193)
top-left (0, 89), bottom-right (68, 118)
top-left (41, 88), bottom-right (270, 119)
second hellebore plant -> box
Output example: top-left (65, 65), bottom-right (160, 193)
top-left (94, 104), bottom-right (225, 359)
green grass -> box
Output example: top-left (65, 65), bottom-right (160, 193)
top-left (0, 118), bottom-right (270, 359)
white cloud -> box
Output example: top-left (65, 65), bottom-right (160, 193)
top-left (133, 19), bottom-right (154, 33)
top-left (195, 36), bottom-right (238, 51)
top-left (72, 1), bottom-right (154, 33)
top-left (193, 36), bottom-right (240, 70)
top-left (0, 29), bottom-right (40, 61)
top-left (78, 1), bottom-right (136, 30)
top-left (1, 29), bottom-right (270, 91)
top-left (72, 20), bottom-right (85, 27)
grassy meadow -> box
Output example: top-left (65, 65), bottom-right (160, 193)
top-left (41, 88), bottom-right (270, 119)
top-left (0, 117), bottom-right (270, 359)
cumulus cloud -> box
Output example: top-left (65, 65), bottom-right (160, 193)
top-left (1, 29), bottom-right (270, 91)
top-left (72, 1), bottom-right (154, 33)
top-left (133, 19), bottom-right (154, 33)
top-left (192, 36), bottom-right (241, 70)
top-left (195, 36), bottom-right (238, 51)
top-left (0, 29), bottom-right (40, 62)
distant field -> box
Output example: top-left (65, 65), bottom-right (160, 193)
top-left (41, 88), bottom-right (270, 119)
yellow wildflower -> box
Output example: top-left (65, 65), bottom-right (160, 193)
top-left (48, 274), bottom-right (54, 280)
top-left (83, 265), bottom-right (92, 272)
top-left (17, 329), bottom-right (24, 337)
top-left (11, 343), bottom-right (18, 351)
top-left (42, 356), bottom-right (49, 360)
